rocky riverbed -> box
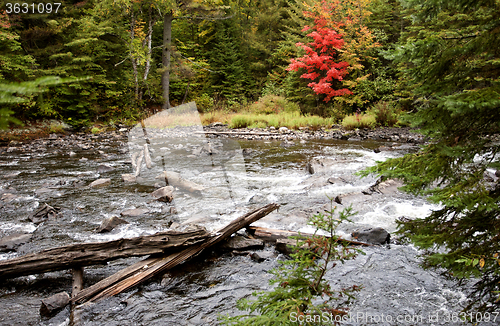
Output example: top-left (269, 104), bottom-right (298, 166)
top-left (2, 122), bottom-right (492, 326)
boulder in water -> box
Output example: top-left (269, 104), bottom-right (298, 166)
top-left (352, 227), bottom-right (390, 245)
top-left (89, 178), bottom-right (111, 188)
top-left (151, 186), bottom-right (174, 203)
top-left (121, 208), bottom-right (150, 217)
top-left (40, 292), bottom-right (70, 317)
top-left (0, 233), bottom-right (32, 252)
top-left (97, 216), bottom-right (129, 233)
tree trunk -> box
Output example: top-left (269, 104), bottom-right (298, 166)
top-left (162, 12), bottom-right (173, 110)
top-left (0, 228), bottom-right (210, 279)
top-left (130, 11), bottom-right (139, 101)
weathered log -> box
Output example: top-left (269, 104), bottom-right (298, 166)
top-left (156, 171), bottom-right (204, 193)
top-left (73, 203), bottom-right (279, 304)
top-left (0, 228), bottom-right (210, 279)
top-left (246, 226), bottom-right (374, 247)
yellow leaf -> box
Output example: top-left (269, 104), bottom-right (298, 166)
top-left (479, 258), bottom-right (485, 269)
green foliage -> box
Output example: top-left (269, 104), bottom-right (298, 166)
top-left (0, 76), bottom-right (79, 129)
top-left (220, 202), bottom-right (362, 325)
top-left (342, 112), bottom-right (376, 130)
top-left (361, 0), bottom-right (500, 311)
top-left (368, 101), bottom-right (399, 127)
top-left (249, 95), bottom-right (299, 115)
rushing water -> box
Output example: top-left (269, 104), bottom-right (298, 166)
top-left (0, 126), bottom-right (493, 326)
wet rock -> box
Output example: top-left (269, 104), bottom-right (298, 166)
top-left (276, 238), bottom-right (297, 255)
top-left (89, 178), bottom-right (111, 188)
top-left (121, 208), bottom-right (150, 217)
top-left (69, 151), bottom-right (77, 157)
top-left (35, 187), bottom-right (54, 195)
top-left (1, 193), bottom-right (18, 203)
top-left (362, 177), bottom-right (402, 195)
top-left (0, 233), bottom-right (32, 252)
top-left (221, 235), bottom-right (264, 251)
top-left (496, 170), bottom-right (500, 178)
top-left (3, 171), bottom-right (20, 179)
top-left (306, 158), bottom-right (336, 174)
top-left (97, 216), bottom-right (129, 233)
top-left (29, 203), bottom-right (60, 224)
top-left (151, 186), bottom-right (174, 203)
top-left (122, 174), bottom-right (136, 183)
top-left (250, 251), bottom-right (275, 262)
top-left (40, 292), bottom-right (70, 317)
top-left (242, 148), bottom-right (255, 156)
top-left (97, 164), bottom-right (115, 173)
top-left (279, 126), bottom-right (289, 133)
top-left (352, 227), bottom-right (390, 245)
top-left (249, 194), bottom-right (265, 203)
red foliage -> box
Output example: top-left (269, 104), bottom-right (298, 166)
top-left (287, 4), bottom-right (353, 102)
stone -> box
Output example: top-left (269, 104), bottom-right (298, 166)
top-left (97, 164), bottom-right (115, 173)
top-left (122, 174), bottom-right (136, 183)
top-left (221, 235), bottom-right (264, 251)
top-left (496, 170), bottom-right (500, 178)
top-left (250, 251), bottom-right (275, 262)
top-left (4, 172), bottom-right (20, 179)
top-left (40, 292), bottom-right (70, 317)
top-left (151, 186), bottom-right (174, 203)
top-left (279, 126), bottom-right (289, 133)
top-left (89, 178), bottom-right (111, 188)
top-left (97, 216), bottom-right (129, 233)
top-left (29, 203), bottom-right (60, 224)
top-left (0, 233), bottom-right (32, 252)
top-left (352, 227), bottom-right (390, 245)
top-left (121, 208), bottom-right (150, 217)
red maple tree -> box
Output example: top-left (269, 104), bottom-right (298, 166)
top-left (287, 4), bottom-right (352, 102)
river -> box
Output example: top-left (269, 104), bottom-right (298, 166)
top-left (0, 107), bottom-right (494, 326)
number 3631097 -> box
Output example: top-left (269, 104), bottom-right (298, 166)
top-left (5, 3), bottom-right (62, 14)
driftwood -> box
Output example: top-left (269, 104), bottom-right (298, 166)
top-left (72, 203), bottom-right (279, 304)
top-left (246, 226), bottom-right (374, 247)
top-left (0, 228), bottom-right (210, 279)
top-left (72, 268), bottom-right (84, 298)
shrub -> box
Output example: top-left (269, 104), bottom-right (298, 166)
top-left (220, 199), bottom-right (363, 325)
top-left (194, 94), bottom-right (214, 113)
top-left (230, 116), bottom-right (253, 129)
top-left (369, 102), bottom-right (399, 127)
top-left (342, 113), bottom-right (376, 130)
top-left (250, 95), bottom-right (299, 115)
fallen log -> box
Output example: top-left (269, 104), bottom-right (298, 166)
top-left (0, 228), bottom-right (210, 279)
top-left (246, 226), bottom-right (374, 246)
top-left (195, 131), bottom-right (278, 136)
top-left (72, 203), bottom-right (279, 304)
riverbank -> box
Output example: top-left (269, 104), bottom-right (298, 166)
top-left (0, 119), bottom-right (425, 149)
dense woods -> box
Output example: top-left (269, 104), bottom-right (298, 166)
top-left (1, 0), bottom-right (499, 314)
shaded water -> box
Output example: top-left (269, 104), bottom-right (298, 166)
top-left (0, 130), bottom-right (492, 326)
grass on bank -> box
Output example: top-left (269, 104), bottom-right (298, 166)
top-left (201, 95), bottom-right (403, 131)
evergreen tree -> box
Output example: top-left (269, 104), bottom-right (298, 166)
top-left (362, 0), bottom-right (500, 311)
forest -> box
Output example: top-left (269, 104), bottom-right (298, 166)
top-left (1, 0), bottom-right (500, 316)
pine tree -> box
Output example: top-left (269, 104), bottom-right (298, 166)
top-left (362, 0), bottom-right (500, 311)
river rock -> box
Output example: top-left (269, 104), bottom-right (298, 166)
top-left (151, 186), bottom-right (174, 203)
top-left (121, 208), bottom-right (150, 217)
top-left (352, 227), bottom-right (390, 245)
top-left (496, 170), bottom-right (500, 178)
top-left (122, 174), bottom-right (136, 182)
top-left (3, 171), bottom-right (21, 179)
top-left (221, 235), bottom-right (264, 251)
top-left (40, 292), bottom-right (70, 317)
top-left (29, 203), bottom-right (60, 224)
top-left (250, 251), bottom-right (275, 262)
top-left (97, 216), bottom-right (129, 233)
top-left (97, 164), bottom-right (115, 173)
top-left (305, 158), bottom-right (337, 174)
top-left (0, 233), bottom-right (32, 252)
top-left (89, 178), bottom-right (111, 188)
